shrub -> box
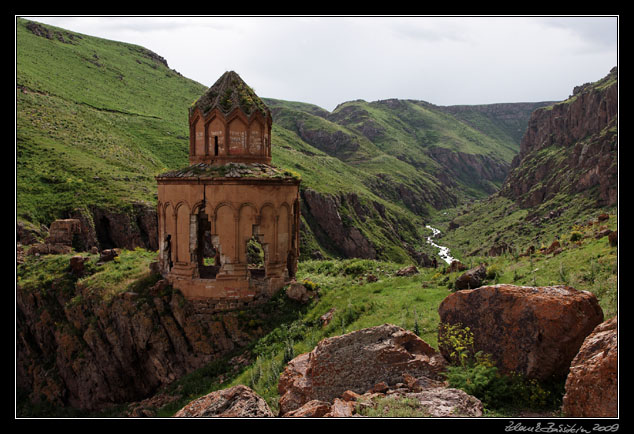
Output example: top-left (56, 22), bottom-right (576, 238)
top-left (439, 323), bottom-right (563, 412)
top-left (570, 231), bottom-right (583, 242)
top-left (486, 264), bottom-right (501, 280)
top-left (301, 279), bottom-right (319, 292)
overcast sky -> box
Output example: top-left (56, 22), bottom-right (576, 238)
top-left (22, 15), bottom-right (618, 112)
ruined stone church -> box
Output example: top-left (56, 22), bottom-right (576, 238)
top-left (156, 71), bottom-right (301, 310)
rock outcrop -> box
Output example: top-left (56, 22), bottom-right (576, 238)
top-left (277, 324), bottom-right (447, 415)
top-left (562, 316), bottom-right (618, 417)
top-left (501, 67), bottom-right (617, 208)
top-left (173, 385), bottom-right (274, 417)
top-left (438, 284), bottom-right (604, 380)
top-left (301, 188), bottom-right (377, 259)
top-left (16, 277), bottom-right (265, 411)
top-left (284, 384), bottom-right (483, 418)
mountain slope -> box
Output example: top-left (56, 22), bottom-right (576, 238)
top-left (435, 67), bottom-right (618, 258)
top-left (16, 17), bottom-right (547, 265)
top-left (15, 18), bottom-right (424, 263)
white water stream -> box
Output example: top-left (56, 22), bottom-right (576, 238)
top-left (425, 225), bottom-right (456, 265)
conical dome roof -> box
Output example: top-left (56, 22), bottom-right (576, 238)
top-left (191, 71), bottom-right (270, 117)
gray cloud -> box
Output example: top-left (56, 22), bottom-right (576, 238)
top-left (20, 16), bottom-right (618, 111)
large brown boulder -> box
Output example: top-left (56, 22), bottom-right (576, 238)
top-left (454, 264), bottom-right (486, 290)
top-left (438, 284), bottom-right (604, 380)
top-left (173, 385), bottom-right (273, 417)
top-left (277, 324), bottom-right (447, 415)
top-left (562, 316), bottom-right (617, 417)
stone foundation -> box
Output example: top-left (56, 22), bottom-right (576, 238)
top-left (167, 271), bottom-right (289, 315)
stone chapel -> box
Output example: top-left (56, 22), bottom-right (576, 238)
top-left (156, 71), bottom-right (301, 309)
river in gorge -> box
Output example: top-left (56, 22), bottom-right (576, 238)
top-left (425, 225), bottom-right (457, 265)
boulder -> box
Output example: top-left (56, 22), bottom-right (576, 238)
top-left (282, 399), bottom-right (332, 417)
top-left (277, 324), bottom-right (446, 415)
top-left (608, 230), bottom-right (617, 247)
top-left (396, 265), bottom-right (419, 276)
top-left (438, 284), bottom-right (604, 380)
top-left (454, 264), bottom-right (486, 290)
top-left (447, 261), bottom-right (467, 273)
top-left (394, 387), bottom-right (483, 417)
top-left (285, 281), bottom-right (316, 303)
top-left (562, 316), bottom-right (617, 417)
top-left (98, 248), bottom-right (119, 263)
top-left (544, 240), bottom-right (561, 255)
top-left (45, 219), bottom-right (81, 246)
top-left (69, 255), bottom-right (87, 276)
top-left (173, 385), bottom-right (273, 417)
top-left (27, 242), bottom-right (72, 256)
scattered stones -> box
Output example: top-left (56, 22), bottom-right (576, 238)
top-left (27, 242), bottom-right (72, 256)
top-left (395, 265), bottom-right (419, 276)
top-left (562, 316), bottom-right (618, 417)
top-left (438, 284), bottom-right (604, 380)
top-left (173, 385), bottom-right (274, 417)
top-left (284, 382), bottom-right (484, 418)
top-left (277, 324), bottom-right (447, 415)
top-left (595, 228), bottom-right (613, 239)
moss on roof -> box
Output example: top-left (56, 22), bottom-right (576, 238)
top-left (190, 71), bottom-right (270, 118)
top-left (157, 162), bottom-right (301, 181)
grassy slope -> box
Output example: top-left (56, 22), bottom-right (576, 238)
top-left (328, 99), bottom-right (518, 195)
top-left (16, 18), bottom-right (206, 223)
top-left (16, 18), bottom-right (429, 263)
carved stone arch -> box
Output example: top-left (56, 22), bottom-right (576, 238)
top-left (214, 202), bottom-right (237, 264)
top-left (213, 201), bottom-right (237, 220)
top-left (225, 107), bottom-right (250, 125)
top-left (191, 200), bottom-right (207, 215)
top-left (238, 202), bottom-right (259, 264)
top-left (277, 202), bottom-right (291, 263)
top-left (161, 202), bottom-right (176, 270)
top-left (227, 111), bottom-right (248, 155)
top-left (239, 202), bottom-right (259, 216)
top-left (190, 109), bottom-right (205, 157)
top-left (174, 200), bottom-right (192, 215)
top-left (259, 203), bottom-right (277, 263)
top-left (247, 116), bottom-right (264, 155)
top-left (279, 202), bottom-right (292, 215)
top-left (157, 199), bottom-right (164, 244)
top-left (206, 111), bottom-right (226, 157)
top-left (175, 201), bottom-right (191, 263)
top-left (259, 202), bottom-right (277, 216)
top-left (163, 201), bottom-right (176, 236)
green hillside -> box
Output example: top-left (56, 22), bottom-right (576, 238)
top-left (15, 18), bottom-right (424, 262)
top-left (16, 17), bottom-right (541, 264)
top-left (16, 18), bottom-right (207, 223)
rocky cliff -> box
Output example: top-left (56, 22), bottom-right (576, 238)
top-left (16, 274), bottom-right (265, 411)
top-left (17, 203), bottom-right (158, 253)
top-left (500, 67), bottom-right (618, 208)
